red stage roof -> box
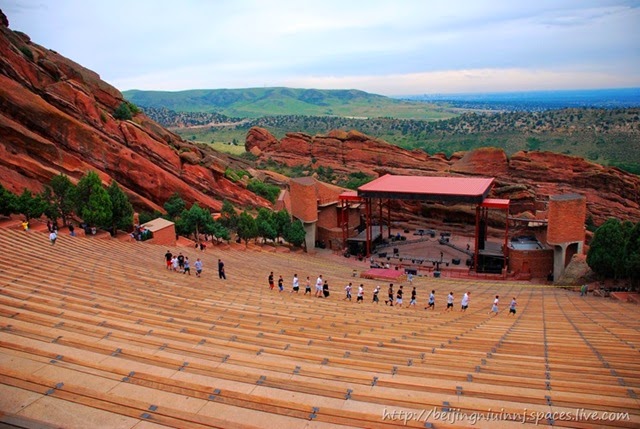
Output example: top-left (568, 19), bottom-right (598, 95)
top-left (357, 175), bottom-right (494, 204)
top-left (339, 190), bottom-right (362, 201)
top-left (481, 198), bottom-right (510, 209)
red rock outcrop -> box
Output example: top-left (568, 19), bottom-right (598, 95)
top-left (0, 11), bottom-right (269, 213)
top-left (246, 127), bottom-right (640, 226)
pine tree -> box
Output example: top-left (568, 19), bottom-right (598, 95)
top-left (107, 180), bottom-right (134, 236)
top-left (16, 189), bottom-right (47, 221)
top-left (43, 173), bottom-right (76, 226)
top-left (237, 211), bottom-right (258, 246)
top-left (75, 171), bottom-right (112, 229)
top-left (0, 184), bottom-right (18, 216)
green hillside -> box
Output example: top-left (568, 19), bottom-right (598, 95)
top-left (123, 87), bottom-right (454, 120)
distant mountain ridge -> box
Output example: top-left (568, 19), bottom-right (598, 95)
top-left (123, 87), bottom-right (453, 120)
top-left (404, 88), bottom-right (640, 112)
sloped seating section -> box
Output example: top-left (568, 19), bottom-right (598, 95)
top-left (0, 228), bottom-right (638, 428)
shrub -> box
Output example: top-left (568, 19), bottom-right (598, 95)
top-left (239, 152), bottom-right (258, 162)
top-left (19, 46), bottom-right (34, 61)
top-left (224, 168), bottom-right (249, 183)
top-left (247, 180), bottom-right (280, 203)
top-left (114, 102), bottom-right (133, 120)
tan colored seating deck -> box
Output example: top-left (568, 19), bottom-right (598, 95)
top-left (0, 228), bottom-right (638, 428)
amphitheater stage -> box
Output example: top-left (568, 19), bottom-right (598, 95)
top-left (360, 267), bottom-right (406, 280)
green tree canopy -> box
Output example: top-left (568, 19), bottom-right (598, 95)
top-left (107, 180), bottom-right (134, 235)
top-left (623, 222), bottom-right (640, 289)
top-left (237, 211), bottom-right (258, 246)
top-left (256, 208), bottom-right (276, 243)
top-left (247, 180), bottom-right (280, 203)
top-left (273, 209), bottom-right (291, 241)
top-left (204, 219), bottom-right (230, 243)
top-left (0, 184), bottom-right (18, 216)
top-left (586, 218), bottom-right (626, 279)
top-left (43, 173), bottom-right (76, 226)
top-left (177, 203), bottom-right (212, 242)
top-left (75, 171), bottom-right (112, 228)
top-left (219, 199), bottom-right (238, 230)
top-left (284, 219), bottom-right (306, 248)
top-left (164, 192), bottom-right (186, 221)
top-left (16, 189), bottom-right (47, 221)
top-left (114, 102), bottom-right (133, 120)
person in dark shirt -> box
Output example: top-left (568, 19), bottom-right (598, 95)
top-left (385, 284), bottom-right (394, 306)
top-left (218, 259), bottom-right (226, 279)
top-left (396, 285), bottom-right (404, 307)
top-left (177, 253), bottom-right (185, 272)
top-left (268, 272), bottom-right (275, 290)
top-left (164, 251), bottom-right (172, 270)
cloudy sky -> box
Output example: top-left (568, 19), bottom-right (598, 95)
top-left (2, 0), bottom-right (639, 95)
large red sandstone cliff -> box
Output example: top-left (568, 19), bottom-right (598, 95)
top-left (246, 127), bottom-right (640, 226)
top-left (0, 11), bottom-right (268, 212)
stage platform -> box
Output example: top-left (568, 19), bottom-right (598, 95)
top-left (360, 268), bottom-right (406, 281)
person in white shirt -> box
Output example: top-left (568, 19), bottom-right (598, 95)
top-left (315, 275), bottom-right (324, 297)
top-left (461, 292), bottom-right (470, 311)
top-left (425, 290), bottom-right (435, 310)
top-left (490, 295), bottom-right (500, 315)
top-left (291, 274), bottom-right (300, 293)
top-left (344, 282), bottom-right (352, 301)
top-left (445, 292), bottom-right (454, 312)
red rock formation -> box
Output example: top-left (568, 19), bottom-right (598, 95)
top-left (246, 127), bottom-right (640, 226)
top-left (0, 12), bottom-right (269, 213)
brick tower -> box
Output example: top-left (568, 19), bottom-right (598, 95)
top-left (546, 194), bottom-right (587, 282)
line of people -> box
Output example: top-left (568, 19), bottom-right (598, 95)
top-left (429, 290), bottom-right (517, 315)
top-left (266, 271), bottom-right (518, 316)
top-left (163, 250), bottom-right (228, 280)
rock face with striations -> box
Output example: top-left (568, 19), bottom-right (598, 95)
top-left (246, 127), bottom-right (640, 226)
top-left (0, 10), bottom-right (269, 213)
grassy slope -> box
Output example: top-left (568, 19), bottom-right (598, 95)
top-left (124, 87), bottom-right (455, 120)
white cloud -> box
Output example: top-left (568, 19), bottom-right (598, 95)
top-left (280, 68), bottom-right (640, 95)
top-left (2, 0), bottom-right (639, 94)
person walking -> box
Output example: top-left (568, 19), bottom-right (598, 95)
top-left (344, 282), bottom-right (353, 301)
top-left (425, 290), bottom-right (435, 310)
top-left (164, 251), bottom-right (173, 270)
top-left (177, 253), bottom-right (185, 273)
top-left (409, 286), bottom-right (417, 307)
top-left (395, 285), bottom-right (404, 307)
top-left (445, 292), bottom-right (454, 312)
top-left (194, 258), bottom-right (203, 277)
top-left (292, 274), bottom-right (300, 293)
top-left (278, 275), bottom-right (284, 292)
top-left (268, 272), bottom-right (275, 290)
top-left (183, 257), bottom-right (191, 275)
top-left (218, 259), bottom-right (226, 279)
top-left (49, 229), bottom-right (57, 245)
top-left (372, 285), bottom-right (380, 304)
top-left (315, 275), bottom-right (324, 297)
top-left (357, 284), bottom-right (364, 303)
top-left (490, 295), bottom-right (500, 316)
top-left (322, 280), bottom-right (330, 298)
top-left (304, 276), bottom-right (312, 295)
top-left (385, 284), bottom-right (394, 306)
top-left (461, 292), bottom-right (470, 311)
top-left (508, 297), bottom-right (517, 315)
